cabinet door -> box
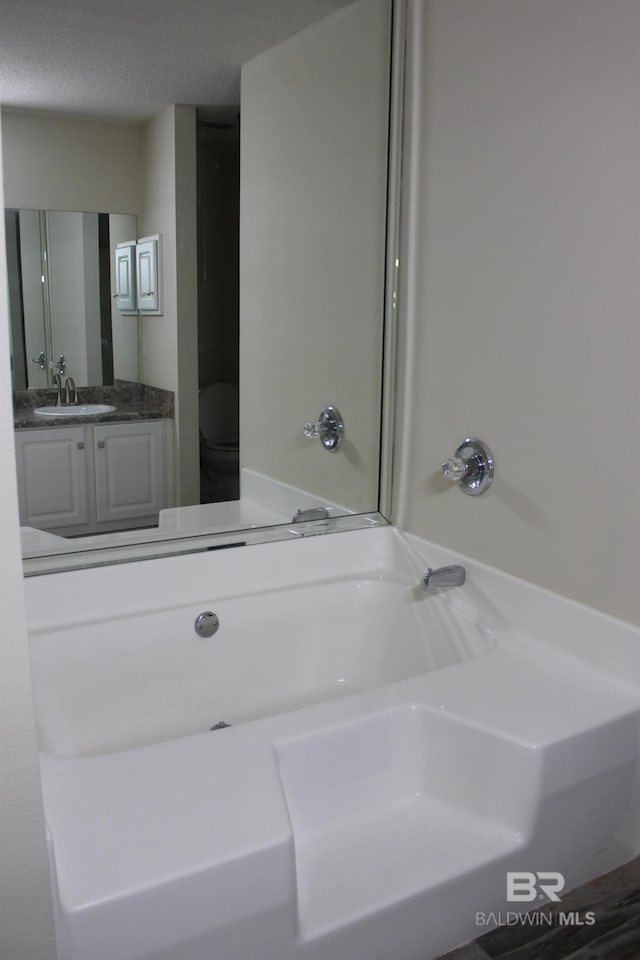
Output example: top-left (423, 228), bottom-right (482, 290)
top-left (114, 242), bottom-right (137, 313)
top-left (136, 236), bottom-right (161, 313)
top-left (94, 421), bottom-right (165, 524)
top-left (15, 428), bottom-right (89, 529)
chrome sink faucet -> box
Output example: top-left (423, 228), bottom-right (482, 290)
top-left (421, 565), bottom-right (466, 592)
top-left (64, 377), bottom-right (77, 404)
top-left (53, 374), bottom-right (77, 406)
top-left (53, 374), bottom-right (64, 406)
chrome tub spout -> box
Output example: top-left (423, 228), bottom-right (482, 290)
top-left (421, 565), bottom-right (466, 592)
top-left (291, 507), bottom-right (330, 523)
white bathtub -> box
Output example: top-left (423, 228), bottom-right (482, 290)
top-left (25, 527), bottom-right (640, 960)
top-left (30, 571), bottom-right (494, 758)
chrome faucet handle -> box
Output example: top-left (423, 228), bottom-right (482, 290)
top-left (304, 405), bottom-right (344, 451)
top-left (441, 456), bottom-right (469, 482)
top-left (441, 438), bottom-right (495, 496)
top-left (31, 350), bottom-right (46, 370)
top-left (49, 354), bottom-right (66, 376)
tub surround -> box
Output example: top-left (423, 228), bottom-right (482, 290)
top-left (26, 527), bottom-right (640, 960)
top-left (13, 381), bottom-right (174, 429)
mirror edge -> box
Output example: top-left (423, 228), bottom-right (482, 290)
top-left (378, 0), bottom-right (406, 524)
top-left (22, 512), bottom-right (390, 575)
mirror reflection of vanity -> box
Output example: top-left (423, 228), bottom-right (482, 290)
top-left (3, 0), bottom-right (401, 574)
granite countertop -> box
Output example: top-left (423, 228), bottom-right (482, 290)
top-left (13, 381), bottom-right (174, 430)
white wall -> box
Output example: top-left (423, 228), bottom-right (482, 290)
top-left (0, 113), bottom-right (57, 960)
top-left (395, 0), bottom-right (640, 625)
top-left (2, 109), bottom-right (142, 213)
top-left (139, 104), bottom-right (199, 506)
top-left (239, 0), bottom-right (391, 512)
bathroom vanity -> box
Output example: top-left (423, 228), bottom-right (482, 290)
top-left (13, 383), bottom-right (173, 537)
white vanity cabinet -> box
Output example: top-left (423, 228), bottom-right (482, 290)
top-left (94, 421), bottom-right (165, 524)
top-left (15, 426), bottom-right (90, 530)
top-left (15, 420), bottom-right (169, 536)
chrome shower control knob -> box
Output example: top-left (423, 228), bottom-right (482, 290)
top-left (442, 439), bottom-right (495, 496)
top-left (303, 405), bottom-right (344, 451)
top-left (194, 611), bottom-right (220, 637)
top-left (441, 456), bottom-right (469, 481)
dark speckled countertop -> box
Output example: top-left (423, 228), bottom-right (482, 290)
top-left (13, 381), bottom-right (174, 429)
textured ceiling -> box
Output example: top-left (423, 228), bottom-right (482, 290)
top-left (0, 0), bottom-right (354, 123)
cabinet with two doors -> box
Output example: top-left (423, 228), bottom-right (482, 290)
top-left (15, 420), bottom-right (171, 536)
top-left (114, 235), bottom-right (162, 314)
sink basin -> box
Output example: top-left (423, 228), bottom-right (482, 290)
top-left (34, 404), bottom-right (116, 417)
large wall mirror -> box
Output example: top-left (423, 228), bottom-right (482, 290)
top-left (6, 209), bottom-right (139, 390)
top-left (3, 0), bottom-right (403, 574)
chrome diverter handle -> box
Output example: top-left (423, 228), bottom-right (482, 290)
top-left (304, 405), bottom-right (344, 451)
top-left (441, 438), bottom-right (494, 496)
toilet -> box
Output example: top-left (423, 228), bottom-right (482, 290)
top-left (199, 382), bottom-right (240, 502)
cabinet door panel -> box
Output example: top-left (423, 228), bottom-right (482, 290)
top-left (136, 237), bottom-right (160, 312)
top-left (114, 242), bottom-right (137, 312)
top-left (15, 428), bottom-right (89, 529)
top-left (94, 421), bottom-right (165, 523)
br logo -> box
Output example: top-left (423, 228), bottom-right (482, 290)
top-left (507, 872), bottom-right (565, 902)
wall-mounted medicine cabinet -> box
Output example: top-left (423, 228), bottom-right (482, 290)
top-left (113, 234), bottom-right (162, 315)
